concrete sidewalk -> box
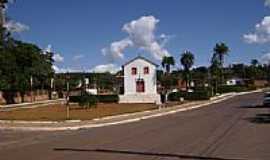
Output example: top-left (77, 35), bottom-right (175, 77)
top-left (0, 90), bottom-right (262, 131)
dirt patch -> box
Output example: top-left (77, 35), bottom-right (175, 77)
top-left (0, 103), bottom-right (158, 121)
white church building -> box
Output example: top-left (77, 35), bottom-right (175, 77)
top-left (119, 56), bottom-right (161, 104)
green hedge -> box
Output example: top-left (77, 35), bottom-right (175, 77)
top-left (168, 89), bottom-right (212, 102)
top-left (185, 91), bottom-right (211, 101)
top-left (69, 95), bottom-right (81, 103)
top-left (96, 95), bottom-right (119, 103)
top-left (167, 92), bottom-right (185, 101)
top-left (217, 85), bottom-right (255, 94)
top-left (69, 94), bottom-right (119, 103)
top-left (79, 94), bottom-right (98, 108)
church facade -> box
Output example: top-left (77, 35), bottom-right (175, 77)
top-left (119, 56), bottom-right (161, 104)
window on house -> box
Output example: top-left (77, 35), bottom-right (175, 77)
top-left (131, 67), bottom-right (137, 75)
top-left (144, 67), bottom-right (149, 74)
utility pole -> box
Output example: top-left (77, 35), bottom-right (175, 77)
top-left (0, 0), bottom-right (7, 46)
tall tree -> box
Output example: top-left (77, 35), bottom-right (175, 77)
top-left (210, 54), bottom-right (221, 94)
top-left (161, 56), bottom-right (175, 74)
top-left (213, 42), bottom-right (230, 85)
top-left (249, 59), bottom-right (259, 81)
top-left (180, 51), bottom-right (195, 90)
top-left (0, 40), bottom-right (54, 104)
top-left (0, 0), bottom-right (8, 46)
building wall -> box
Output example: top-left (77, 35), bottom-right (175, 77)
top-left (124, 58), bottom-right (157, 95)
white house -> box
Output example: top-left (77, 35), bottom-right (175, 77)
top-left (119, 56), bottom-right (161, 104)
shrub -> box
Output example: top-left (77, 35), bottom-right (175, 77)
top-left (168, 89), bottom-right (211, 102)
top-left (96, 95), bottom-right (119, 103)
top-left (69, 94), bottom-right (119, 104)
top-left (168, 92), bottom-right (185, 101)
top-left (218, 85), bottom-right (252, 94)
top-left (69, 95), bottom-right (81, 103)
top-left (78, 93), bottom-right (98, 108)
top-left (185, 91), bottom-right (211, 100)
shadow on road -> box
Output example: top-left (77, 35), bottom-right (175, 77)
top-left (238, 105), bottom-right (269, 109)
top-left (246, 114), bottom-right (270, 124)
top-left (54, 148), bottom-right (246, 160)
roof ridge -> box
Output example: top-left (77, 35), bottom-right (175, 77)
top-left (123, 56), bottom-right (159, 67)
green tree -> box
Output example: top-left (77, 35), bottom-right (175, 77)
top-left (0, 0), bottom-right (8, 45)
top-left (251, 59), bottom-right (259, 67)
top-left (0, 40), bottom-right (54, 104)
top-left (213, 42), bottom-right (230, 84)
top-left (161, 56), bottom-right (175, 74)
top-left (180, 51), bottom-right (195, 90)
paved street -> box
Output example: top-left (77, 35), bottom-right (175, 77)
top-left (0, 92), bottom-right (269, 160)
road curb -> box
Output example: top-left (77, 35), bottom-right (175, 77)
top-left (0, 90), bottom-right (261, 131)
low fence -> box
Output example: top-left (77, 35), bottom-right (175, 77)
top-left (0, 90), bottom-right (51, 105)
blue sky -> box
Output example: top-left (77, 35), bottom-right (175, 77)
top-left (5, 0), bottom-right (270, 73)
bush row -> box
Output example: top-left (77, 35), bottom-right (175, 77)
top-left (168, 89), bottom-right (212, 102)
top-left (69, 94), bottom-right (119, 103)
top-left (217, 85), bottom-right (256, 94)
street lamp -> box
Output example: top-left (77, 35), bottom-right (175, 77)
top-left (65, 72), bottom-right (70, 120)
top-left (30, 75), bottom-right (33, 102)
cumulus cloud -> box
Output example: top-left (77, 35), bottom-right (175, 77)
top-left (43, 44), bottom-right (64, 62)
top-left (53, 53), bottom-right (64, 63)
top-left (53, 65), bottom-right (84, 73)
top-left (4, 20), bottom-right (29, 33)
top-left (102, 16), bottom-right (170, 61)
top-left (243, 16), bottom-right (270, 44)
top-left (42, 44), bottom-right (52, 54)
top-left (265, 0), bottom-right (270, 7)
top-left (261, 52), bottom-right (270, 64)
top-left (52, 65), bottom-right (64, 73)
top-left (90, 64), bottom-right (120, 74)
top-left (102, 38), bottom-right (133, 62)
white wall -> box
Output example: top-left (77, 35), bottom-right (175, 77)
top-left (124, 58), bottom-right (157, 95)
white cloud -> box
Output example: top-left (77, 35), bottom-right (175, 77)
top-left (243, 16), bottom-right (270, 44)
top-left (73, 54), bottom-right (85, 61)
top-left (53, 65), bottom-right (84, 73)
top-left (102, 16), bottom-right (170, 61)
top-left (42, 44), bottom-right (52, 54)
top-left (90, 64), bottom-right (120, 74)
top-left (261, 52), bottom-right (270, 64)
top-left (265, 0), bottom-right (270, 7)
top-left (53, 65), bottom-right (63, 73)
top-left (102, 38), bottom-right (133, 62)
top-left (45, 44), bottom-right (52, 53)
top-left (159, 34), bottom-right (173, 47)
top-left (53, 64), bottom-right (120, 74)
top-left (4, 20), bottom-right (29, 33)
top-left (53, 53), bottom-right (64, 63)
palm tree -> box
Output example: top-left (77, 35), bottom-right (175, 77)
top-left (180, 51), bottom-right (195, 90)
top-left (213, 42), bottom-right (230, 84)
top-left (251, 59), bottom-right (259, 67)
top-left (161, 56), bottom-right (175, 74)
top-left (250, 59), bottom-right (259, 81)
top-left (0, 0), bottom-right (9, 46)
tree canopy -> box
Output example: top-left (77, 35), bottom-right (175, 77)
top-left (0, 39), bottom-right (54, 103)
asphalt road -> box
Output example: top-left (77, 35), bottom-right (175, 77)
top-left (0, 92), bottom-right (269, 160)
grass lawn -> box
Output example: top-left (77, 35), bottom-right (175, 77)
top-left (0, 103), bottom-right (158, 121)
